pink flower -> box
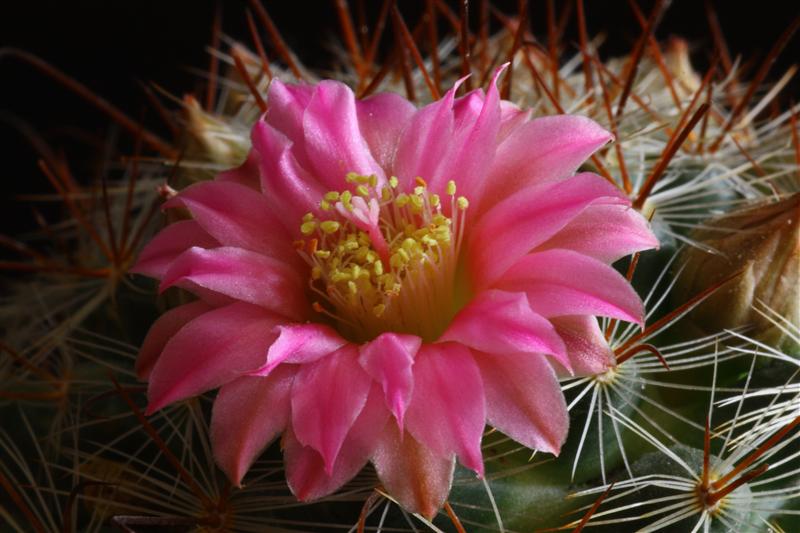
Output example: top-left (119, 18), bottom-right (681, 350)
top-left (133, 69), bottom-right (658, 518)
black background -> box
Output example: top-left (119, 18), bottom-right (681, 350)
top-left (1, 0), bottom-right (798, 236)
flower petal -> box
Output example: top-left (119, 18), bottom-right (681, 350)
top-left (496, 249), bottom-right (644, 324)
top-left (250, 323), bottom-right (346, 376)
top-left (146, 302), bottom-right (281, 414)
top-left (302, 81), bottom-right (385, 189)
top-left (358, 333), bottom-right (421, 430)
top-left (372, 424), bottom-right (455, 519)
top-left (550, 315), bottom-right (615, 376)
top-left (265, 79), bottom-right (314, 167)
top-left (440, 290), bottom-right (569, 369)
top-left (210, 365), bottom-right (296, 485)
top-left (470, 172), bottom-right (627, 287)
top-left (538, 203), bottom-right (659, 263)
top-left (285, 385), bottom-right (389, 501)
top-left (130, 220), bottom-right (218, 279)
top-left (251, 121), bottom-right (327, 232)
top-left (159, 246), bottom-right (307, 321)
top-left (291, 344), bottom-right (372, 474)
top-left (404, 342), bottom-right (486, 476)
top-left (482, 115), bottom-right (613, 207)
top-left (136, 300), bottom-right (212, 380)
top-left (356, 91), bottom-right (416, 172)
top-left (473, 350), bottom-right (568, 455)
top-left (163, 180), bottom-right (295, 260)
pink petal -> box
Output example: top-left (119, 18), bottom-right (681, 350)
top-left (356, 91), bottom-right (416, 172)
top-left (358, 333), bottom-right (422, 430)
top-left (469, 172), bottom-right (627, 287)
top-left (404, 342), bottom-right (486, 476)
top-left (251, 121), bottom-right (326, 232)
top-left (550, 315), bottom-right (615, 376)
top-left (265, 79), bottom-right (314, 169)
top-left (441, 290), bottom-right (569, 370)
top-left (430, 66), bottom-right (505, 201)
top-left (163, 180), bottom-right (295, 261)
top-left (131, 220), bottom-right (218, 279)
top-left (136, 300), bottom-right (212, 380)
top-left (210, 365), bottom-right (296, 484)
top-left (249, 323), bottom-right (346, 376)
top-left (372, 423), bottom-right (455, 519)
top-left (286, 386), bottom-right (389, 501)
top-left (159, 246), bottom-right (307, 321)
top-left (217, 149), bottom-right (261, 189)
top-left (498, 100), bottom-right (530, 141)
top-left (482, 115), bottom-right (613, 208)
top-left (538, 203), bottom-right (659, 263)
top-left (290, 344), bottom-right (372, 474)
top-left (393, 79), bottom-right (462, 191)
top-left (496, 249), bottom-right (644, 324)
top-left (302, 81), bottom-right (385, 189)
top-left (146, 302), bottom-right (281, 414)
top-left (473, 350), bottom-right (568, 455)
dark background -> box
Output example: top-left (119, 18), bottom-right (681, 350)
top-left (1, 0), bottom-right (798, 236)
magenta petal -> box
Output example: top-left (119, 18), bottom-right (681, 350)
top-left (251, 121), bottom-right (326, 231)
top-left (470, 172), bottom-right (627, 287)
top-left (146, 302), bottom-right (281, 414)
top-left (211, 365), bottom-right (295, 485)
top-left (291, 344), bottom-right (372, 474)
top-left (483, 114), bottom-right (613, 206)
top-left (136, 300), bottom-right (212, 380)
top-left (473, 350), bottom-right (568, 455)
top-left (358, 333), bottom-right (422, 430)
top-left (441, 290), bottom-right (569, 369)
top-left (250, 323), bottom-right (346, 376)
top-left (302, 81), bottom-right (385, 189)
top-left (538, 203), bottom-right (659, 263)
top-left (159, 246), bottom-right (307, 321)
top-left (163, 180), bottom-right (295, 261)
top-left (551, 316), bottom-right (615, 376)
top-left (217, 149), bottom-right (261, 189)
top-left (497, 249), bottom-right (644, 324)
top-left (372, 424), bottom-right (455, 519)
top-left (265, 79), bottom-right (314, 169)
top-left (286, 386), bottom-right (389, 501)
top-left (356, 91), bottom-right (416, 172)
top-left (131, 220), bottom-right (218, 279)
top-left (404, 342), bottom-right (486, 476)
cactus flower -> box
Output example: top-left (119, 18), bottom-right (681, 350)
top-left (132, 70), bottom-right (658, 517)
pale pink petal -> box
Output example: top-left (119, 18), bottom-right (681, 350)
top-left (498, 100), bottom-right (530, 141)
top-left (550, 315), bottom-right (615, 376)
top-left (473, 350), bottom-right (568, 455)
top-left (356, 91), bottom-right (416, 172)
top-left (130, 220), bottom-right (218, 279)
top-left (251, 121), bottom-right (326, 232)
top-left (265, 79), bottom-right (314, 169)
top-left (496, 249), bottom-right (644, 324)
top-left (482, 115), bottom-right (613, 207)
top-left (250, 323), bottom-right (346, 376)
top-left (286, 386), bottom-right (389, 501)
top-left (146, 302), bottom-right (281, 414)
top-left (358, 333), bottom-right (422, 430)
top-left (538, 203), bottom-right (659, 263)
top-left (441, 290), bottom-right (569, 370)
top-left (211, 365), bottom-right (296, 484)
top-left (372, 423), bottom-right (455, 519)
top-left (159, 246), bottom-right (307, 321)
top-left (302, 81), bottom-right (385, 189)
top-left (404, 342), bottom-right (486, 476)
top-left (136, 300), bottom-right (212, 380)
top-left (393, 79), bottom-right (462, 191)
top-left (163, 180), bottom-right (296, 261)
top-left (469, 172), bottom-right (627, 287)
top-left (217, 149), bottom-right (260, 189)
top-left (291, 344), bottom-right (372, 474)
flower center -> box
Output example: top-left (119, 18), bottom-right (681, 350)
top-left (296, 173), bottom-right (469, 343)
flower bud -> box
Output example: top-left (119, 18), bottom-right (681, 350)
top-left (672, 194), bottom-right (799, 349)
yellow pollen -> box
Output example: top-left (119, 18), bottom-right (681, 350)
top-left (297, 172), bottom-right (469, 342)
